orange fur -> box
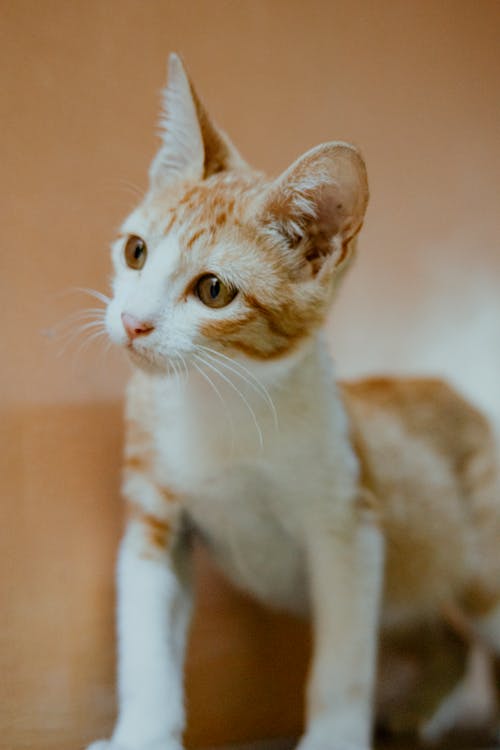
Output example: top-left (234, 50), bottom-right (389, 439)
top-left (126, 501), bottom-right (171, 554)
top-left (341, 377), bottom-right (500, 622)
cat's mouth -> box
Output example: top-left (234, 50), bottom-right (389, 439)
top-left (126, 341), bottom-right (163, 373)
top-left (125, 339), bottom-right (179, 377)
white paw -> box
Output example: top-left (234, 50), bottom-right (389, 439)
top-left (420, 679), bottom-right (498, 744)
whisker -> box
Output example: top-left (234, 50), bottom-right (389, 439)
top-left (198, 344), bottom-right (276, 406)
top-left (52, 307), bottom-right (106, 327)
top-left (97, 178), bottom-right (146, 201)
top-left (171, 357), bottom-right (181, 386)
top-left (56, 313), bottom-right (106, 335)
top-left (60, 318), bottom-right (106, 342)
top-left (194, 354), bottom-right (263, 450)
top-left (198, 345), bottom-right (279, 430)
top-left (165, 355), bottom-right (175, 382)
top-left (116, 179), bottom-right (146, 201)
top-left (69, 327), bottom-right (108, 368)
top-left (44, 308), bottom-right (106, 341)
top-left (66, 286), bottom-right (111, 305)
top-left (192, 360), bottom-right (235, 450)
top-left (178, 353), bottom-right (189, 386)
top-left (57, 319), bottom-right (106, 358)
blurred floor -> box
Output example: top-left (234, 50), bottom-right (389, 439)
top-left (207, 740), bottom-right (500, 750)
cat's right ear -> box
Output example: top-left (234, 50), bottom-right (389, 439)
top-left (149, 54), bottom-right (245, 189)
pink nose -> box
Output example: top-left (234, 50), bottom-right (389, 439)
top-left (121, 312), bottom-right (155, 340)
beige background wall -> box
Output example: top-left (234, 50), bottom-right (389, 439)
top-left (1, 2), bottom-right (499, 749)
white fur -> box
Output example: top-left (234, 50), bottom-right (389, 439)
top-left (300, 516), bottom-right (384, 750)
top-left (108, 520), bottom-right (191, 750)
top-left (149, 53), bottom-right (205, 187)
top-left (420, 642), bottom-right (498, 743)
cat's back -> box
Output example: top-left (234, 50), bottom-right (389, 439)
top-left (341, 375), bottom-right (492, 465)
top-left (340, 376), bottom-right (500, 623)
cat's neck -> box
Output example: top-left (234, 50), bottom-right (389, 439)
top-left (144, 330), bottom-right (357, 495)
top-left (152, 331), bottom-right (347, 449)
top-left (156, 331), bottom-right (330, 404)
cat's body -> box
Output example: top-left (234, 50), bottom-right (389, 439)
top-left (88, 56), bottom-right (500, 750)
top-left (125, 338), bottom-right (352, 618)
top-left (125, 348), bottom-right (500, 627)
top-left (126, 353), bottom-right (500, 630)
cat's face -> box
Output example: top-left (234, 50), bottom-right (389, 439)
top-left (105, 55), bottom-right (368, 378)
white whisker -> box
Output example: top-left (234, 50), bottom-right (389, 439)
top-left (51, 307), bottom-right (106, 330)
top-left (70, 327), bottom-right (108, 367)
top-left (171, 357), bottom-right (181, 386)
top-left (178, 353), bottom-right (189, 386)
top-left (116, 179), bottom-right (146, 200)
top-left (57, 319), bottom-right (107, 358)
top-left (46, 308), bottom-right (106, 343)
top-left (68, 286), bottom-right (111, 305)
top-left (194, 354), bottom-right (264, 450)
top-left (198, 345), bottom-right (279, 430)
top-left (57, 318), bottom-right (105, 346)
top-left (192, 360), bottom-right (235, 451)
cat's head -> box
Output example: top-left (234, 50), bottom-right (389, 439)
top-left (106, 54), bottom-right (368, 377)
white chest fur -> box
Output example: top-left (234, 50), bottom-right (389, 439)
top-left (147, 340), bottom-right (359, 614)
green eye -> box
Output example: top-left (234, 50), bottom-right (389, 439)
top-left (125, 235), bottom-right (147, 270)
top-left (195, 274), bottom-right (237, 308)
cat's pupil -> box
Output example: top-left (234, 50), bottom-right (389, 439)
top-left (210, 280), bottom-right (220, 298)
top-left (134, 244), bottom-right (142, 259)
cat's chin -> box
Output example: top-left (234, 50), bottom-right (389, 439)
top-left (126, 346), bottom-right (169, 376)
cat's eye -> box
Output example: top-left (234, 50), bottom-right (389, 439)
top-left (124, 235), bottom-right (147, 270)
top-left (195, 274), bottom-right (237, 308)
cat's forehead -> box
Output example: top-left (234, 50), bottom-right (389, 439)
top-left (140, 171), bottom-right (266, 241)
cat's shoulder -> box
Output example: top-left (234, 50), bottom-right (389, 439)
top-left (339, 374), bottom-right (493, 452)
top-left (340, 374), bottom-right (467, 409)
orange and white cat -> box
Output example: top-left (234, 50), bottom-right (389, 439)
top-left (88, 55), bottom-right (500, 750)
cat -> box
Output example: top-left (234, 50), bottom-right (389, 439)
top-left (87, 54), bottom-right (500, 750)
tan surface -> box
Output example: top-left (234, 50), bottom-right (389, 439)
top-left (1, 2), bottom-right (499, 749)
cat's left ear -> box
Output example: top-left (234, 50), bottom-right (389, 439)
top-left (261, 142), bottom-right (369, 279)
top-left (149, 53), bottom-right (245, 189)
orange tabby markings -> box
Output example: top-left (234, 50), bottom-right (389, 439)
top-left (199, 311), bottom-right (258, 340)
top-left (185, 228), bottom-right (207, 249)
top-left (124, 454), bottom-right (150, 472)
top-left (127, 501), bottom-right (171, 553)
top-left (160, 487), bottom-right (177, 504)
top-left (144, 514), bottom-right (170, 550)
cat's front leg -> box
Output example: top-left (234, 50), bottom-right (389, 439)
top-left (298, 504), bottom-right (384, 750)
top-left (87, 506), bottom-right (192, 750)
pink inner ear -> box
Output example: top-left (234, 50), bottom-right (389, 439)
top-left (295, 183), bottom-right (348, 274)
top-left (262, 143), bottom-right (368, 277)
top-left (312, 183), bottom-right (344, 240)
